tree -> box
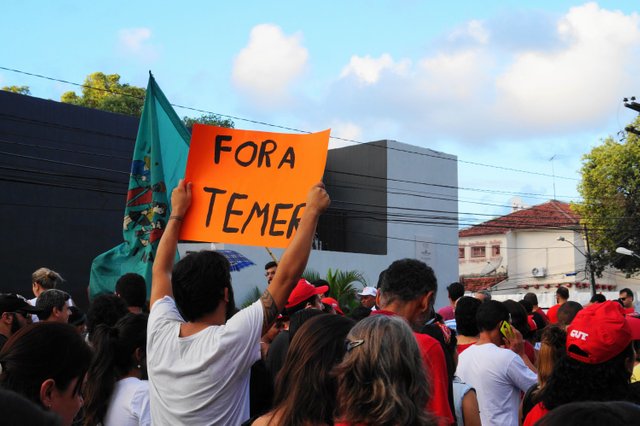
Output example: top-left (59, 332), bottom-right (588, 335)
top-left (574, 116), bottom-right (640, 275)
top-left (2, 85), bottom-right (30, 95)
top-left (61, 72), bottom-right (145, 116)
top-left (182, 113), bottom-right (234, 131)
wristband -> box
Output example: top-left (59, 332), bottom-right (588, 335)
top-left (169, 215), bottom-right (184, 222)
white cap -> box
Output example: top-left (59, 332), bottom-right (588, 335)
top-left (358, 287), bottom-right (377, 297)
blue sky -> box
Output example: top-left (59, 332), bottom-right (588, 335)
top-left (2, 1), bottom-right (639, 226)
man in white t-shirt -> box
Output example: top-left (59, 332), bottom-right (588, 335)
top-left (456, 300), bottom-right (537, 426)
top-left (147, 179), bottom-right (329, 425)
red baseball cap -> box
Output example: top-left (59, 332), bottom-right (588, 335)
top-left (566, 301), bottom-right (640, 364)
top-left (321, 297), bottom-right (344, 315)
top-left (286, 279), bottom-right (329, 308)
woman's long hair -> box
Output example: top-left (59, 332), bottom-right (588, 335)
top-left (269, 313), bottom-right (354, 426)
top-left (333, 315), bottom-right (436, 426)
top-left (83, 313), bottom-right (148, 426)
top-left (0, 322), bottom-right (91, 408)
top-left (539, 342), bottom-right (634, 410)
top-left (536, 325), bottom-right (566, 390)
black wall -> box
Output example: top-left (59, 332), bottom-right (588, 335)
top-left (0, 91), bottom-right (137, 309)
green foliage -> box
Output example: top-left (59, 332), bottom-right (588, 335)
top-left (301, 268), bottom-right (321, 283)
top-left (325, 268), bottom-right (367, 314)
top-left (574, 117), bottom-right (640, 275)
top-left (241, 285), bottom-right (263, 308)
top-left (2, 85), bottom-right (30, 95)
top-left (183, 113), bottom-right (235, 131)
top-left (61, 72), bottom-right (145, 116)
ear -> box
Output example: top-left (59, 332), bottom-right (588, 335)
top-left (420, 290), bottom-right (435, 312)
top-left (39, 378), bottom-right (55, 409)
top-left (1, 312), bottom-right (12, 325)
top-left (134, 347), bottom-right (145, 363)
top-left (375, 291), bottom-right (382, 307)
top-left (224, 287), bottom-right (229, 303)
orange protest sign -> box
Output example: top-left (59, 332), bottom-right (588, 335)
top-left (180, 124), bottom-right (330, 248)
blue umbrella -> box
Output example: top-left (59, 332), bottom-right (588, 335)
top-left (218, 250), bottom-right (255, 272)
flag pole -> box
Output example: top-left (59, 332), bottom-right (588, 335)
top-left (265, 247), bottom-right (278, 264)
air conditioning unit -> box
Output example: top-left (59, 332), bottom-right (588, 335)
top-left (531, 267), bottom-right (547, 277)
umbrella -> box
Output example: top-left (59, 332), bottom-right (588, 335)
top-left (218, 250), bottom-right (255, 272)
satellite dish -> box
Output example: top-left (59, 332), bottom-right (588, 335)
top-left (480, 256), bottom-right (503, 276)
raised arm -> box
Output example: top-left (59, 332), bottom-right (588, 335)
top-left (150, 179), bottom-right (192, 308)
top-left (260, 182), bottom-right (330, 334)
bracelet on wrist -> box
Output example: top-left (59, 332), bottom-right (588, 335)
top-left (169, 215), bottom-right (184, 222)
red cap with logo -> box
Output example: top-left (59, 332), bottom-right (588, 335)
top-left (566, 301), bottom-right (640, 364)
top-left (321, 297), bottom-right (344, 315)
top-left (286, 279), bottom-right (329, 309)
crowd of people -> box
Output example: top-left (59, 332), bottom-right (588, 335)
top-left (1, 181), bottom-right (640, 425)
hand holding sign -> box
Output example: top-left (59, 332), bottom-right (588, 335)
top-left (170, 179), bottom-right (192, 218)
top-left (180, 125), bottom-right (330, 248)
top-left (305, 182), bottom-right (330, 216)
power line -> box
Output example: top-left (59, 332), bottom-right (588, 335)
top-left (0, 65), bottom-right (581, 182)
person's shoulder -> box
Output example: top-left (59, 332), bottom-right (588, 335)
top-left (413, 330), bottom-right (440, 349)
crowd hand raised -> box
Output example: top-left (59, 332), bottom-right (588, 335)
top-left (305, 182), bottom-right (330, 215)
top-left (171, 179), bottom-right (192, 217)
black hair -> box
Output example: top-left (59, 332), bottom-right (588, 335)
top-left (447, 282), bottom-right (465, 302)
top-left (83, 313), bottom-right (148, 426)
top-left (311, 279), bottom-right (329, 288)
top-left (172, 251), bottom-right (231, 322)
top-left (539, 343), bottom-right (634, 410)
top-left (35, 289), bottom-right (70, 321)
top-left (87, 294), bottom-right (129, 342)
top-left (519, 299), bottom-right (533, 314)
top-left (523, 292), bottom-right (539, 306)
top-left (475, 300), bottom-right (509, 332)
top-left (289, 309), bottom-right (326, 342)
top-left (349, 306), bottom-right (372, 322)
top-left (265, 261), bottom-right (278, 270)
top-left (557, 301), bottom-right (583, 327)
top-left (380, 259), bottom-right (437, 303)
top-left (115, 273), bottom-right (147, 309)
top-left (284, 295), bottom-right (320, 316)
top-left (556, 286), bottom-right (569, 300)
top-left (376, 269), bottom-right (387, 289)
top-left (590, 294), bottom-right (606, 304)
top-left (503, 299), bottom-right (532, 340)
top-left (620, 288), bottom-right (634, 299)
top-left (536, 401), bottom-right (640, 426)
top-left (455, 296), bottom-right (481, 337)
top-left (68, 306), bottom-right (86, 327)
top-left (0, 388), bottom-right (61, 426)
top-left (0, 322), bottom-right (92, 409)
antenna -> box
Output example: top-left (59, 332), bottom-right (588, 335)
top-left (549, 154), bottom-right (557, 200)
top-left (480, 256), bottom-right (503, 276)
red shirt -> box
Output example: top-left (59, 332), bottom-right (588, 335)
top-left (534, 308), bottom-right (550, 324)
top-left (437, 305), bottom-right (455, 321)
top-left (457, 342), bottom-right (475, 354)
top-left (523, 402), bottom-right (548, 426)
top-left (547, 304), bottom-right (561, 324)
top-left (372, 310), bottom-right (454, 426)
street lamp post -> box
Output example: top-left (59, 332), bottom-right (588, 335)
top-left (616, 247), bottom-right (640, 260)
top-left (557, 234), bottom-right (597, 298)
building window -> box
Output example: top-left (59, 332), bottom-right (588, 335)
top-left (492, 245), bottom-right (501, 256)
top-left (458, 247), bottom-right (465, 259)
top-left (471, 246), bottom-right (486, 258)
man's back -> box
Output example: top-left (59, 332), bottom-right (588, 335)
top-left (456, 342), bottom-right (536, 426)
top-left (147, 297), bottom-right (263, 425)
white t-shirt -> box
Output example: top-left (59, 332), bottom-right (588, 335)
top-left (104, 377), bottom-right (150, 426)
top-left (456, 342), bottom-right (537, 426)
top-left (147, 296), bottom-right (263, 425)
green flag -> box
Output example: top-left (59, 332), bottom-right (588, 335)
top-left (89, 74), bottom-right (190, 299)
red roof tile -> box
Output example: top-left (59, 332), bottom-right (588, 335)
top-left (459, 200), bottom-right (580, 238)
top-left (460, 275), bottom-right (508, 291)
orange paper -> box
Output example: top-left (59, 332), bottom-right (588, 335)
top-left (180, 124), bottom-right (330, 248)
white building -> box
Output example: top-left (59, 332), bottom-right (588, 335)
top-left (458, 200), bottom-right (640, 307)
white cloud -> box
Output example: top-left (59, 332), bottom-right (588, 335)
top-left (117, 28), bottom-right (159, 62)
top-left (232, 24), bottom-right (308, 106)
top-left (340, 54), bottom-right (410, 84)
top-left (321, 3), bottom-right (640, 145)
top-left (495, 2), bottom-right (640, 130)
top-left (329, 121), bottom-right (363, 149)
